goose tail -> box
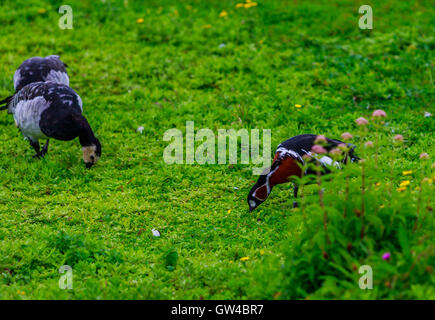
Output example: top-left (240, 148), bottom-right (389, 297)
top-left (0, 95), bottom-right (12, 111)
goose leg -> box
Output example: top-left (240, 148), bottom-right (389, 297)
top-left (40, 139), bottom-right (49, 157)
top-left (29, 140), bottom-right (41, 158)
top-left (293, 184), bottom-right (299, 208)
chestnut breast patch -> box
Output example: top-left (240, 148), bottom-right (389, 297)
top-left (269, 155), bottom-right (302, 187)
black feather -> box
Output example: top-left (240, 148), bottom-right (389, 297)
top-left (14, 56), bottom-right (68, 91)
top-left (0, 95), bottom-right (13, 111)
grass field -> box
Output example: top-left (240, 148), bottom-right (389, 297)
top-left (0, 0), bottom-right (434, 299)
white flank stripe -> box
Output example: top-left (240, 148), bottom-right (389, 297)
top-left (319, 156), bottom-right (341, 169)
top-left (276, 147), bottom-right (304, 163)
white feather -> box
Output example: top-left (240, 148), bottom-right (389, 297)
top-left (45, 70), bottom-right (69, 87)
top-left (319, 156), bottom-right (341, 169)
top-left (76, 94), bottom-right (83, 112)
top-left (276, 147), bottom-right (304, 163)
top-left (13, 97), bottom-right (50, 141)
top-left (151, 229), bottom-right (161, 237)
top-left (13, 69), bottom-right (22, 90)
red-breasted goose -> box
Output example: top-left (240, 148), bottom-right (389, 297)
top-left (247, 134), bottom-right (359, 211)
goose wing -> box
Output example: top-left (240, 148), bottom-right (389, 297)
top-left (13, 55), bottom-right (69, 91)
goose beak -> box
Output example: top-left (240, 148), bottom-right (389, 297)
top-left (85, 162), bottom-right (93, 169)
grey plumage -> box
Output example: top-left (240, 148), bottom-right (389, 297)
top-left (13, 55), bottom-right (69, 91)
top-left (7, 81), bottom-right (82, 143)
top-left (1, 55), bottom-right (70, 112)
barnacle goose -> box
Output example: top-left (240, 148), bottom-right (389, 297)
top-left (0, 55), bottom-right (69, 110)
top-left (247, 134), bottom-right (360, 211)
top-left (3, 81), bottom-right (101, 168)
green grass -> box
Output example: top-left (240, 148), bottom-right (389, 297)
top-left (0, 0), bottom-right (434, 299)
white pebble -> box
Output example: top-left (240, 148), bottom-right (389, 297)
top-left (151, 229), bottom-right (161, 237)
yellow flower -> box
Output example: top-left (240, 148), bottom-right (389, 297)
top-left (379, 204), bottom-right (385, 208)
top-left (295, 104), bottom-right (302, 108)
top-left (397, 187), bottom-right (407, 192)
top-left (227, 209), bottom-right (231, 214)
top-left (399, 180), bottom-right (410, 187)
top-left (240, 256), bottom-right (250, 261)
top-left (219, 10), bottom-right (228, 17)
top-left (136, 18), bottom-right (144, 24)
top-left (236, 3), bottom-right (244, 8)
top-left (244, 2), bottom-right (258, 8)
top-left (174, 9), bottom-right (179, 16)
top-left (229, 260), bottom-right (233, 264)
top-left (38, 8), bottom-right (46, 14)
top-left (260, 249), bottom-right (264, 255)
top-left (259, 39), bottom-right (264, 44)
top-left (375, 182), bottom-right (381, 187)
top-left (402, 170), bottom-right (413, 175)
top-left (247, 0), bottom-right (251, 3)
top-left (202, 24), bottom-right (212, 29)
